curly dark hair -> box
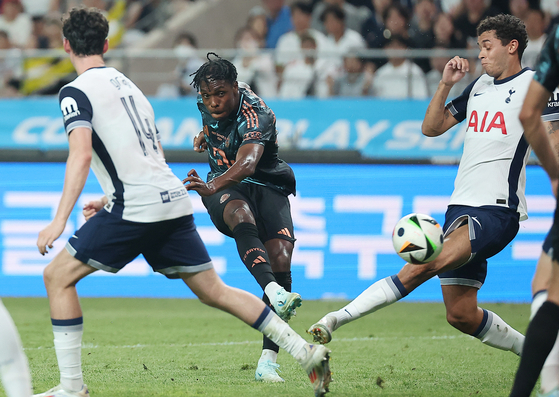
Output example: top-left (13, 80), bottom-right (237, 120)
top-left (62, 7), bottom-right (109, 57)
top-left (477, 14), bottom-right (528, 61)
top-left (190, 53), bottom-right (237, 91)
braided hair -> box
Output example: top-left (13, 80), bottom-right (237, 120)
top-left (190, 52), bottom-right (238, 91)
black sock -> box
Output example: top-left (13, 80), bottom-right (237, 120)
top-left (232, 222), bottom-right (275, 291)
top-left (262, 271), bottom-right (293, 354)
top-left (510, 301), bottom-right (559, 396)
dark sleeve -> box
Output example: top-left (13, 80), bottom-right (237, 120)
top-left (238, 102), bottom-right (272, 147)
top-left (445, 77), bottom-right (480, 123)
top-left (58, 86), bottom-right (93, 135)
top-left (534, 25), bottom-right (559, 93)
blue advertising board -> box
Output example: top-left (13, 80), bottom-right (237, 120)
top-left (0, 163), bottom-right (553, 302)
top-left (0, 98), bottom-right (466, 160)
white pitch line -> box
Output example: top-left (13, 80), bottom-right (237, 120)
top-left (24, 334), bottom-right (471, 351)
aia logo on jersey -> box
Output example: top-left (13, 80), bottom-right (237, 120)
top-left (467, 111), bottom-right (507, 135)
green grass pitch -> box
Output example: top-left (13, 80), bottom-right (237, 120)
top-left (2, 298), bottom-right (533, 396)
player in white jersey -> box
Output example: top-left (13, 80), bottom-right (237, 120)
top-left (0, 300), bottom-right (32, 397)
top-left (308, 14), bottom-right (534, 362)
top-left (34, 8), bottom-right (331, 397)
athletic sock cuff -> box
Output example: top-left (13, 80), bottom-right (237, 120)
top-left (232, 222), bottom-right (259, 238)
top-left (52, 317), bottom-right (83, 332)
top-left (389, 275), bottom-right (408, 298)
top-left (252, 306), bottom-right (273, 331)
top-left (472, 309), bottom-right (490, 338)
top-left (533, 289), bottom-right (549, 300)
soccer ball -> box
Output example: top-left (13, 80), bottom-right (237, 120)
top-left (392, 213), bottom-right (444, 264)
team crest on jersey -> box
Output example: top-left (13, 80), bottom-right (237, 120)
top-left (220, 193), bottom-right (230, 204)
top-left (505, 88), bottom-right (516, 103)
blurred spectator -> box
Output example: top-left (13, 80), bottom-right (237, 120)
top-left (246, 12), bottom-right (269, 45)
top-left (433, 12), bottom-right (466, 48)
top-left (509, 0), bottom-right (530, 19)
top-left (361, 0), bottom-right (392, 50)
top-left (275, 1), bottom-right (329, 69)
top-left (20, 0), bottom-right (52, 18)
top-left (311, 0), bottom-right (371, 35)
top-left (250, 0), bottom-right (293, 49)
top-left (371, 35), bottom-right (428, 99)
top-left (366, 3), bottom-right (410, 69)
top-left (330, 51), bottom-right (373, 96)
top-left (233, 26), bottom-right (278, 98)
top-left (175, 32), bottom-right (204, 96)
top-left (408, 0), bottom-right (438, 73)
top-left (453, 0), bottom-right (499, 46)
top-left (0, 0), bottom-right (33, 48)
top-left (322, 4), bottom-right (366, 64)
top-left (279, 33), bottom-right (330, 98)
top-left (523, 8), bottom-right (547, 68)
top-left (42, 16), bottom-right (63, 48)
top-left (426, 46), bottom-right (469, 98)
top-left (0, 30), bottom-right (22, 96)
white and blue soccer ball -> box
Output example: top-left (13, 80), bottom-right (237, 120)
top-left (392, 213), bottom-right (444, 264)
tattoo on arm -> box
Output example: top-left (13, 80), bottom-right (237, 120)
top-left (547, 120), bottom-right (559, 135)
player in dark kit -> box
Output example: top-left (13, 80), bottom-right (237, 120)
top-left (184, 53), bottom-right (302, 382)
top-left (509, 24), bottom-right (559, 397)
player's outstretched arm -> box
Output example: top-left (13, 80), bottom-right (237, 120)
top-left (37, 127), bottom-right (92, 255)
top-left (183, 143), bottom-right (264, 196)
top-left (422, 56), bottom-right (467, 137)
top-left (520, 80), bottom-right (559, 196)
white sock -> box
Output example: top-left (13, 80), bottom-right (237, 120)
top-left (531, 290), bottom-right (548, 320)
top-left (0, 300), bottom-right (32, 397)
top-left (52, 318), bottom-right (84, 392)
top-left (330, 276), bottom-right (404, 330)
top-left (475, 310), bottom-right (524, 355)
top-left (253, 308), bottom-right (307, 363)
top-left (264, 282), bottom-right (282, 302)
top-left (259, 349), bottom-right (278, 364)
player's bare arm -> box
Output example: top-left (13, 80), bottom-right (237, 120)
top-left (422, 56), bottom-right (468, 137)
top-left (519, 80), bottom-right (559, 195)
top-left (183, 143), bottom-right (264, 196)
top-left (37, 127), bottom-right (92, 255)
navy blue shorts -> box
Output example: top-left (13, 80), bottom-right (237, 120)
top-left (202, 182), bottom-right (295, 244)
top-left (66, 210), bottom-right (212, 278)
top-left (438, 205), bottom-right (520, 288)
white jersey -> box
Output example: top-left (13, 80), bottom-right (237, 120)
top-left (446, 68), bottom-right (534, 221)
top-left (59, 67), bottom-right (192, 223)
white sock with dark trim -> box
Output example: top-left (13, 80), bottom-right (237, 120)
top-left (52, 317), bottom-right (84, 392)
top-left (473, 309), bottom-right (524, 355)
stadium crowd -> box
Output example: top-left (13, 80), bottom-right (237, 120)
top-left (173, 0), bottom-right (559, 99)
top-left (0, 0), bottom-right (557, 98)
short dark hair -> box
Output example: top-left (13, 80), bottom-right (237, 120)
top-left (320, 4), bottom-right (345, 23)
top-left (62, 7), bottom-right (109, 56)
top-left (190, 52), bottom-right (238, 91)
top-left (477, 14), bottom-right (528, 61)
top-left (291, 1), bottom-right (313, 15)
top-left (174, 31), bottom-right (197, 48)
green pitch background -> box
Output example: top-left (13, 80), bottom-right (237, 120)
top-left (1, 298), bottom-right (534, 396)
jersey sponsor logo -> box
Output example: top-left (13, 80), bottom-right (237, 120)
top-left (243, 131), bottom-right (262, 141)
top-left (467, 110), bottom-right (507, 135)
top-left (505, 88), bottom-right (516, 104)
top-left (60, 97), bottom-right (80, 122)
top-left (160, 187), bottom-right (187, 203)
top-left (219, 193), bottom-right (230, 204)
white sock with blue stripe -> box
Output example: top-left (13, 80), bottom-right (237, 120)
top-left (473, 309), bottom-right (524, 355)
top-left (252, 307), bottom-right (307, 363)
top-left (52, 317), bottom-right (84, 392)
top-left (329, 276), bottom-right (407, 330)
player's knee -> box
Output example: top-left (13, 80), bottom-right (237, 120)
top-left (446, 309), bottom-right (476, 333)
top-left (43, 263), bottom-right (57, 290)
top-left (224, 202), bottom-right (255, 228)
